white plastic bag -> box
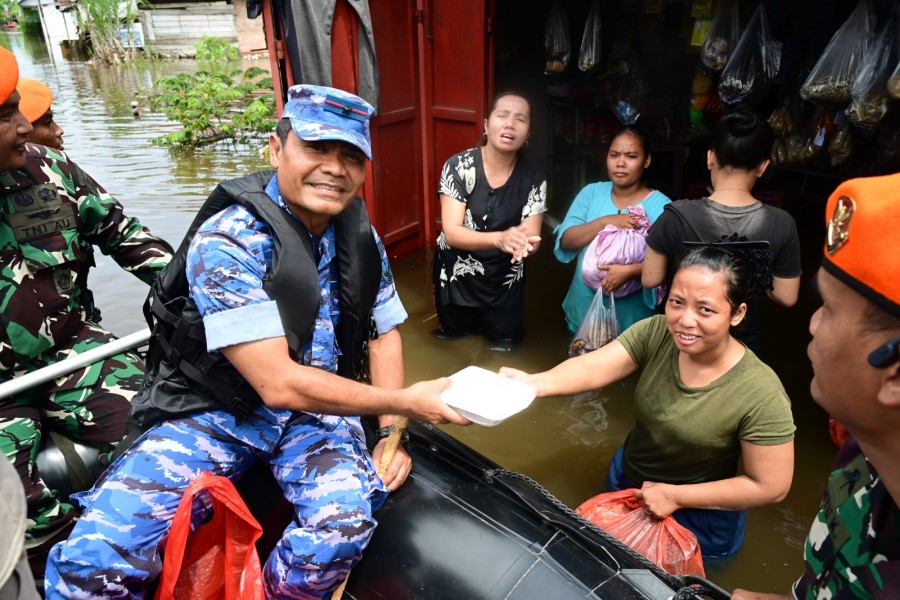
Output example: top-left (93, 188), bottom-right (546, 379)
top-left (568, 291), bottom-right (619, 357)
top-left (701, 0), bottom-right (740, 71)
top-left (800, 0), bottom-right (875, 106)
top-left (846, 11), bottom-right (899, 127)
top-left (578, 0), bottom-right (602, 72)
top-left (718, 4), bottom-right (781, 107)
top-left (544, 1), bottom-right (571, 74)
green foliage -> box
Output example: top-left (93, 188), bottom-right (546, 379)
top-left (74, 0), bottom-right (142, 62)
top-left (195, 36), bottom-right (239, 62)
top-left (0, 0), bottom-right (19, 24)
top-left (150, 67), bottom-right (275, 148)
top-left (17, 8), bottom-right (41, 34)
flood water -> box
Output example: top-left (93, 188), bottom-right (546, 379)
top-left (3, 31), bottom-right (841, 594)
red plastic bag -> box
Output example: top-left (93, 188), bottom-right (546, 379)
top-left (156, 472), bottom-right (264, 600)
top-left (829, 415), bottom-right (849, 447)
top-left (576, 489), bottom-right (705, 577)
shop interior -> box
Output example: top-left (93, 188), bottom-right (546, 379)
top-left (490, 0), bottom-right (900, 222)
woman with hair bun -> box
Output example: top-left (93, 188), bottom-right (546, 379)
top-left (642, 109), bottom-right (801, 355)
top-left (501, 246), bottom-right (795, 559)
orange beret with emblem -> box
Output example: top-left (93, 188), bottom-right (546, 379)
top-left (16, 78), bottom-right (53, 123)
top-left (823, 172), bottom-right (900, 317)
top-left (0, 45), bottom-right (19, 105)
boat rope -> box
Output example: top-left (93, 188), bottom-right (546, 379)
top-left (415, 423), bottom-right (731, 600)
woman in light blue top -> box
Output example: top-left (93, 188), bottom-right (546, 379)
top-left (555, 126), bottom-right (671, 333)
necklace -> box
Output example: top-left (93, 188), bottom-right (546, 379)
top-left (714, 188), bottom-right (752, 193)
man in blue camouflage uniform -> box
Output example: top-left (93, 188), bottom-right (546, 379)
top-left (733, 173), bottom-right (900, 600)
top-left (0, 48), bottom-right (173, 554)
top-left (45, 84), bottom-right (470, 599)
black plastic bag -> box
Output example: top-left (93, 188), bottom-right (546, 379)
top-left (578, 0), bottom-right (602, 72)
top-left (718, 4), bottom-right (781, 107)
top-left (800, 0), bottom-right (875, 106)
top-left (847, 11), bottom-right (899, 128)
top-left (545, 0), bottom-right (571, 74)
top-left (701, 0), bottom-right (740, 71)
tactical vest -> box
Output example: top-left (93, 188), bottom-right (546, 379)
top-left (0, 154), bottom-right (98, 371)
top-left (129, 171), bottom-right (381, 428)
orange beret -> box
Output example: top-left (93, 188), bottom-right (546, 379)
top-left (823, 172), bottom-right (900, 317)
top-left (16, 78), bottom-right (53, 123)
top-left (0, 46), bottom-right (18, 106)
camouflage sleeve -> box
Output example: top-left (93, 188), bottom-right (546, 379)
top-left (65, 155), bottom-right (174, 284)
top-left (187, 206), bottom-right (285, 351)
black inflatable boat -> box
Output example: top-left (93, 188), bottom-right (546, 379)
top-left (24, 341), bottom-right (729, 600)
top-left (239, 420), bottom-right (729, 600)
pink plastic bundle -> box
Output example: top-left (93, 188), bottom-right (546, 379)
top-left (581, 205), bottom-right (651, 296)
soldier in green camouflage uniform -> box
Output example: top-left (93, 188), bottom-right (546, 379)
top-left (1, 131), bottom-right (173, 544)
top-left (732, 174), bottom-right (900, 600)
top-left (792, 438), bottom-right (900, 598)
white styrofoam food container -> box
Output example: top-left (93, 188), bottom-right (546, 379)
top-left (441, 366), bottom-right (536, 426)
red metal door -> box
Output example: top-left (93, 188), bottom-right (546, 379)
top-left (370, 0), bottom-right (493, 253)
top-left (261, 0), bottom-right (493, 254)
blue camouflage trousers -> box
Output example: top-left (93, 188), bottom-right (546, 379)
top-left (44, 406), bottom-right (388, 599)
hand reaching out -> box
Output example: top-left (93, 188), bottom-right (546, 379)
top-left (400, 378), bottom-right (472, 426)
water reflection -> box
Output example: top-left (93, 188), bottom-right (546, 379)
top-left (2, 30), bottom-right (838, 594)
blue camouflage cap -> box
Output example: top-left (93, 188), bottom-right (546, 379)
top-left (281, 84), bottom-right (375, 159)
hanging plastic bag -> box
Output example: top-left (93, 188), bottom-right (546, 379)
top-left (581, 205), bottom-right (651, 296)
top-left (568, 290), bottom-right (619, 357)
top-left (827, 113), bottom-right (854, 167)
top-left (578, 0), bottom-right (602, 72)
top-left (157, 472), bottom-right (264, 600)
top-left (610, 57), bottom-right (647, 124)
top-left (700, 0), bottom-right (740, 71)
top-left (544, 0), bottom-right (571, 74)
top-left (576, 489), bottom-right (706, 577)
top-left (800, 0), bottom-right (875, 106)
top-left (846, 11), bottom-right (899, 128)
top-left (718, 4), bottom-right (781, 107)
top-left (889, 59), bottom-right (900, 99)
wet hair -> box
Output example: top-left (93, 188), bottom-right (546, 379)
top-left (611, 124), bottom-right (653, 157)
top-left (710, 110), bottom-right (775, 171)
top-left (676, 245), bottom-right (754, 315)
top-left (275, 117), bottom-right (291, 143)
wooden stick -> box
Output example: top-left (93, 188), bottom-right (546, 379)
top-left (331, 416), bottom-right (410, 599)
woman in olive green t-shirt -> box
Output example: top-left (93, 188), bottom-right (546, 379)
top-left (501, 245), bottom-right (795, 559)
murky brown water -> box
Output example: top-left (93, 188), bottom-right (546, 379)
top-left (3, 31), bottom-right (840, 594)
